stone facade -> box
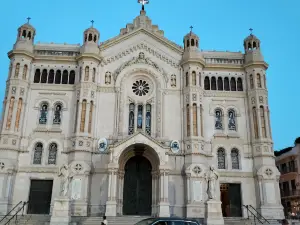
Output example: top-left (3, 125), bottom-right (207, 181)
top-left (0, 8), bottom-right (284, 220)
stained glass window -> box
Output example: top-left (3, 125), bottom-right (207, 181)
top-left (39, 103), bottom-right (48, 125)
top-left (137, 105), bottom-right (143, 129)
top-left (231, 148), bottom-right (239, 169)
top-left (145, 104), bottom-right (151, 135)
top-left (215, 109), bottom-right (223, 130)
top-left (228, 109), bottom-right (236, 131)
top-left (33, 142), bottom-right (43, 164)
top-left (217, 148), bottom-right (225, 169)
top-left (128, 103), bottom-right (135, 135)
top-left (48, 143), bottom-right (57, 165)
top-left (53, 104), bottom-right (62, 125)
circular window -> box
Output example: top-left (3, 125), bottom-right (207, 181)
top-left (132, 80), bottom-right (150, 96)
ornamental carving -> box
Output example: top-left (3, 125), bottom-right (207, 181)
top-left (113, 52), bottom-right (167, 82)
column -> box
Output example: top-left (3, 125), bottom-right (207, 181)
top-left (117, 171), bottom-right (124, 215)
top-left (186, 175), bottom-right (191, 204)
top-left (151, 171), bottom-right (157, 216)
top-left (76, 102), bottom-right (82, 134)
top-left (134, 104), bottom-right (138, 133)
top-left (197, 105), bottom-right (201, 137)
top-left (105, 168), bottom-right (118, 216)
top-left (18, 102), bottom-right (27, 133)
top-left (10, 100), bottom-right (18, 131)
top-left (189, 105), bottom-right (193, 137)
top-left (256, 106), bottom-right (262, 138)
top-left (151, 103), bottom-right (155, 137)
top-left (84, 102), bottom-right (90, 134)
top-left (143, 104), bottom-right (146, 133)
top-left (107, 170), bottom-right (112, 201)
top-left (264, 107), bottom-right (271, 139)
top-left (48, 106), bottom-right (54, 127)
top-left (158, 169), bottom-right (170, 217)
top-left (164, 171), bottom-right (169, 202)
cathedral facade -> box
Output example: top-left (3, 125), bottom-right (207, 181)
top-left (0, 8), bottom-right (284, 220)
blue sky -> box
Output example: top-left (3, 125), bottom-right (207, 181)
top-left (0, 0), bottom-right (299, 150)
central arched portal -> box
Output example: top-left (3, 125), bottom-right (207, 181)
top-left (123, 155), bottom-right (152, 215)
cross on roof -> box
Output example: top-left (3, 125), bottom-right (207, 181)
top-left (91, 20), bottom-right (94, 27)
top-left (190, 26), bottom-right (193, 32)
top-left (27, 17), bottom-right (31, 24)
top-left (138, 0), bottom-right (149, 11)
top-left (249, 28), bottom-right (253, 35)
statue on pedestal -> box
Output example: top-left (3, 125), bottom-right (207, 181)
top-left (58, 164), bottom-right (74, 197)
top-left (205, 166), bottom-right (219, 200)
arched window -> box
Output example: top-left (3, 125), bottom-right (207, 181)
top-left (53, 103), bottom-right (62, 125)
top-left (88, 101), bottom-right (93, 133)
top-left (253, 42), bottom-right (257, 49)
top-left (55, 70), bottom-right (61, 84)
top-left (62, 70), bottom-right (68, 84)
top-left (80, 100), bottom-right (87, 132)
top-left (48, 70), bottom-right (54, 84)
top-left (105, 72), bottom-right (111, 84)
top-left (186, 104), bottom-right (190, 136)
top-left (41, 69), bottom-right (47, 83)
top-left (28, 31), bottom-right (32, 40)
top-left (211, 77), bottom-right (216, 90)
top-left (128, 103), bottom-right (135, 135)
top-left (22, 65), bottom-right (28, 80)
top-left (22, 30), bottom-right (27, 39)
top-left (92, 68), bottom-right (96, 82)
top-left (33, 142), bottom-right (43, 165)
top-left (263, 75), bottom-right (267, 89)
top-left (199, 72), bottom-right (201, 86)
top-left (256, 73), bottom-right (262, 88)
top-left (137, 105), bottom-right (143, 129)
top-left (14, 63), bottom-right (20, 78)
top-left (79, 67), bottom-right (82, 82)
top-left (15, 98), bottom-right (23, 130)
top-left (192, 71), bottom-right (196, 85)
top-left (39, 103), bottom-right (48, 125)
top-left (200, 104), bottom-right (203, 137)
top-left (228, 109), bottom-right (236, 131)
top-left (204, 76), bottom-right (210, 90)
top-left (93, 35), bottom-right (97, 43)
top-left (69, 70), bottom-right (75, 84)
top-left (253, 107), bottom-right (258, 138)
top-left (48, 143), bottom-right (58, 165)
top-left (217, 148), bottom-right (226, 169)
top-left (215, 109), bottom-right (223, 130)
top-left (34, 69), bottom-right (41, 83)
top-left (217, 77), bottom-right (223, 90)
top-left (145, 104), bottom-right (151, 135)
top-left (193, 103), bottom-right (198, 136)
top-left (186, 72), bottom-right (189, 86)
top-left (224, 77), bottom-right (230, 91)
top-left (6, 97), bottom-right (15, 129)
top-left (191, 39), bottom-right (195, 46)
top-left (74, 100), bottom-right (79, 133)
top-left (84, 66), bottom-right (89, 81)
top-left (237, 78), bottom-right (243, 91)
top-left (231, 149), bottom-right (239, 169)
top-left (88, 33), bottom-right (93, 41)
top-left (250, 74), bottom-right (254, 89)
top-left (260, 106), bottom-right (266, 138)
top-left (230, 77), bottom-right (236, 91)
top-left (187, 40), bottom-right (190, 47)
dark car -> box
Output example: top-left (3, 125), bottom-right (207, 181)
top-left (134, 217), bottom-right (201, 225)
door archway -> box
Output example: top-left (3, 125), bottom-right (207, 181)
top-left (123, 155), bottom-right (152, 215)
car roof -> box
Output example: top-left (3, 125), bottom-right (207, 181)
top-left (143, 217), bottom-right (199, 222)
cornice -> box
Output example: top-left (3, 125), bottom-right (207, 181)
top-left (76, 53), bottom-right (102, 62)
top-left (18, 166), bottom-right (58, 173)
top-left (33, 56), bottom-right (77, 63)
top-left (100, 28), bottom-right (183, 55)
top-left (219, 171), bottom-right (254, 178)
top-left (8, 50), bottom-right (34, 59)
top-left (203, 91), bottom-right (246, 98)
top-left (244, 61), bottom-right (269, 70)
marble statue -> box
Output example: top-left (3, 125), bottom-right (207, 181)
top-left (58, 164), bottom-right (74, 197)
top-left (205, 166), bottom-right (219, 200)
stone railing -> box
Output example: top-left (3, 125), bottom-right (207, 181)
top-left (34, 50), bottom-right (80, 57)
top-left (205, 58), bottom-right (244, 65)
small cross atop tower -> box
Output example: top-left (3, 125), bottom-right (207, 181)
top-left (91, 20), bottom-right (94, 27)
top-left (190, 26), bottom-right (193, 32)
top-left (27, 17), bottom-right (31, 24)
top-left (249, 28), bottom-right (253, 35)
top-left (138, 0), bottom-right (149, 11)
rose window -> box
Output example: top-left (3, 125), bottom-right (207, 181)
top-left (132, 80), bottom-right (149, 96)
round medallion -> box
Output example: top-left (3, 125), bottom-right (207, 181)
top-left (132, 80), bottom-right (150, 96)
top-left (98, 138), bottom-right (108, 152)
top-left (170, 140), bottom-right (180, 153)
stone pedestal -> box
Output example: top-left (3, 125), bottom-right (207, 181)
top-left (205, 200), bottom-right (224, 225)
top-left (50, 197), bottom-right (71, 225)
top-left (186, 203), bottom-right (205, 218)
top-left (158, 202), bottom-right (170, 217)
top-left (105, 200), bottom-right (117, 216)
top-left (258, 205), bottom-right (285, 220)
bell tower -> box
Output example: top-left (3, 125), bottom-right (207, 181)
top-left (244, 30), bottom-right (284, 219)
top-left (0, 18), bottom-right (36, 214)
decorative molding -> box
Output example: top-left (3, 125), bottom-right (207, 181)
top-left (101, 42), bottom-right (180, 69)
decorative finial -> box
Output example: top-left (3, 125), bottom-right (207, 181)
top-left (91, 20), bottom-right (94, 27)
top-left (27, 17), bottom-right (31, 24)
top-left (249, 28), bottom-right (253, 35)
top-left (190, 26), bottom-right (194, 33)
top-left (138, 0), bottom-right (149, 11)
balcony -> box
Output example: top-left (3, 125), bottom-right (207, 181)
top-left (280, 166), bottom-right (298, 175)
top-left (281, 189), bottom-right (300, 198)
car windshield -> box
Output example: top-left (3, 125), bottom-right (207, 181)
top-left (134, 218), bottom-right (156, 225)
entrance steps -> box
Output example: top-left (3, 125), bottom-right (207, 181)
top-left (11, 215), bottom-right (286, 225)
